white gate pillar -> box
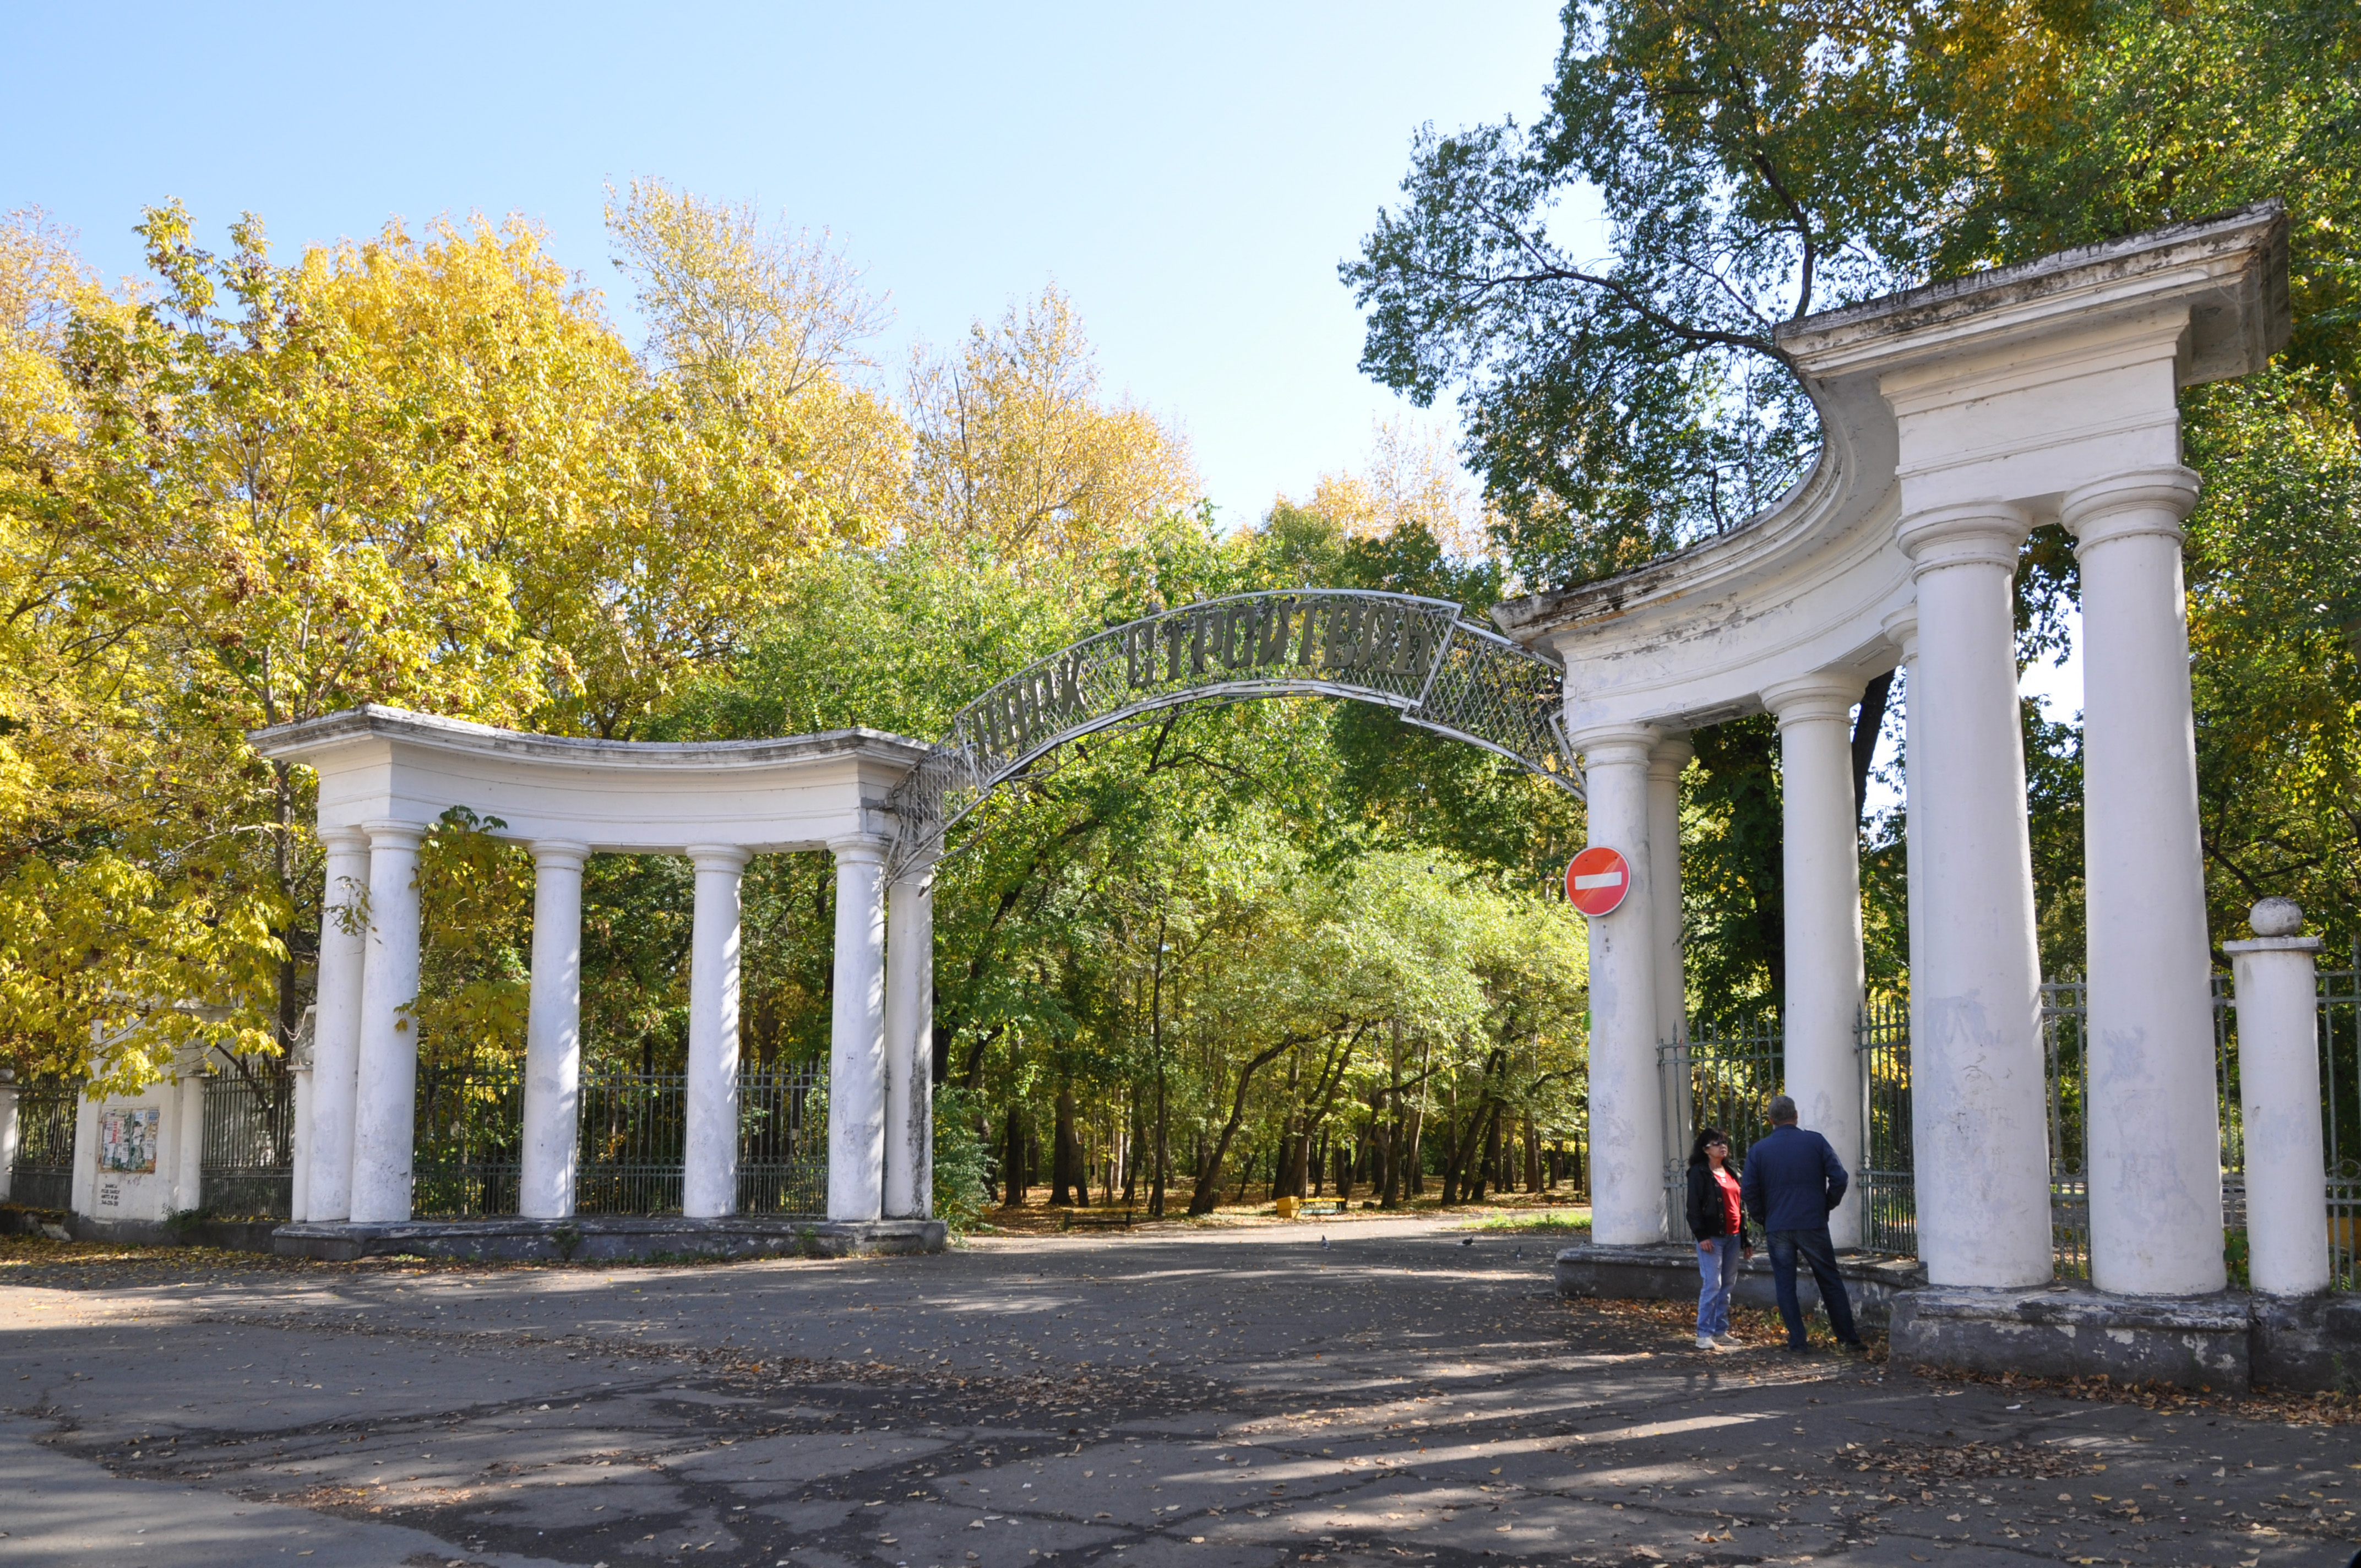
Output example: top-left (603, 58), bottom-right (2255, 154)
top-left (1763, 674), bottom-right (1870, 1248)
top-left (350, 821), bottom-right (426, 1226)
top-left (883, 857), bottom-right (937, 1219)
top-left (520, 839), bottom-right (590, 1219)
top-left (1645, 734), bottom-right (1692, 1195)
top-left (0, 1070), bottom-right (19, 1202)
top-left (829, 835), bottom-right (891, 1223)
top-left (683, 845), bottom-right (750, 1219)
top-left (2063, 466), bottom-right (2226, 1295)
top-left (2226, 898), bottom-right (2330, 1297)
top-left (1573, 723), bottom-right (1662, 1245)
top-left (306, 825), bottom-right (371, 1221)
top-left (1897, 504), bottom-right (2053, 1288)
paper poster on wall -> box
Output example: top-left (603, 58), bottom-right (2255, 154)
top-left (98, 1107), bottom-right (160, 1173)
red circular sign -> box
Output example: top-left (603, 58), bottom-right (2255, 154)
top-left (1565, 846), bottom-right (1633, 916)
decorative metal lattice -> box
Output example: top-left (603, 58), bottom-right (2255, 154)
top-left (885, 590), bottom-right (1577, 874)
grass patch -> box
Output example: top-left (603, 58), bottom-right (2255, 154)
top-left (1465, 1207), bottom-right (1592, 1234)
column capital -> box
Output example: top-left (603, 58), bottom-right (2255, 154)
top-left (1896, 502), bottom-right (2033, 578)
top-left (1761, 673), bottom-right (1864, 729)
top-left (2060, 465), bottom-right (2201, 554)
top-left (360, 819), bottom-right (426, 852)
top-left (317, 824), bottom-right (372, 856)
top-left (1568, 722), bottom-right (1658, 770)
top-left (828, 833), bottom-right (892, 867)
top-left (529, 838), bottom-right (592, 872)
top-left (1646, 733), bottom-right (1693, 781)
top-left (890, 854), bottom-right (940, 891)
top-left (1880, 606), bottom-right (1920, 664)
top-left (685, 843), bottom-right (752, 874)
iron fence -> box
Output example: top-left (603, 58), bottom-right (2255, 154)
top-left (1657, 1011), bottom-right (1782, 1232)
top-left (737, 1062), bottom-right (829, 1215)
top-left (200, 1066), bottom-right (295, 1219)
top-left (414, 1059), bottom-right (831, 1218)
top-left (1855, 995), bottom-right (1916, 1256)
top-left (576, 1070), bottom-right (687, 1215)
top-left (7, 1081), bottom-right (77, 1210)
top-left (2324, 951), bottom-right (2359, 1289)
top-left (414, 1060), bottom-right (524, 1218)
top-left (2039, 980), bottom-right (2093, 1280)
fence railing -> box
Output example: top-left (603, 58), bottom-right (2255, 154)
top-left (7, 1082), bottom-right (77, 1210)
top-left (1656, 1011), bottom-right (1782, 1233)
top-left (1652, 963), bottom-right (2354, 1292)
top-left (200, 1066), bottom-right (295, 1219)
top-left (1856, 994), bottom-right (1915, 1256)
top-left (2322, 954), bottom-right (2359, 1289)
top-left (412, 1059), bottom-right (830, 1220)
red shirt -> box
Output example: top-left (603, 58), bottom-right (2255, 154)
top-left (1713, 1167), bottom-right (1742, 1235)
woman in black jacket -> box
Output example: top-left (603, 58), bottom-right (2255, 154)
top-left (1686, 1126), bottom-right (1752, 1351)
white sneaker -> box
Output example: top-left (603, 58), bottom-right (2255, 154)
top-left (1712, 1333), bottom-right (1737, 1348)
top-left (1695, 1334), bottom-right (1718, 1351)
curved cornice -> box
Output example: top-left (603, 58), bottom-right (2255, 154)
top-left (1488, 203), bottom-right (2288, 736)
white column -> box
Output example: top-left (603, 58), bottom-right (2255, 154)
top-left (1645, 735), bottom-right (1692, 1205)
top-left (520, 839), bottom-right (590, 1220)
top-left (1763, 673), bottom-right (1869, 1249)
top-left (173, 1065), bottom-right (206, 1213)
top-left (829, 835), bottom-right (890, 1223)
top-left (1573, 723), bottom-right (1661, 1246)
top-left (2063, 467), bottom-right (2226, 1296)
top-left (350, 820), bottom-right (425, 1226)
top-left (307, 825), bottom-right (371, 1222)
top-left (1897, 504), bottom-right (2053, 1288)
top-left (683, 845), bottom-right (750, 1220)
top-left (883, 858), bottom-right (937, 1219)
top-left (288, 1059), bottom-right (312, 1222)
top-left (2226, 899), bottom-right (2329, 1297)
top-left (0, 1071), bottom-right (18, 1202)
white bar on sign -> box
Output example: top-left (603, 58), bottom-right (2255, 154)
top-left (1573, 872), bottom-right (1625, 890)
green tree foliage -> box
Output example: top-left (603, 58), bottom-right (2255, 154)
top-left (1353, 0), bottom-right (2361, 995)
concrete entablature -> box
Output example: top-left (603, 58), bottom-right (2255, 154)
top-left (250, 704), bottom-right (931, 855)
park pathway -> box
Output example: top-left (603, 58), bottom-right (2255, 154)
top-left (1, 1216), bottom-right (2353, 1566)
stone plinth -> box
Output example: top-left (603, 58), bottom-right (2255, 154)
top-left (1889, 1286), bottom-right (2254, 1392)
top-left (273, 1214), bottom-right (946, 1264)
top-left (1553, 1242), bottom-right (1927, 1328)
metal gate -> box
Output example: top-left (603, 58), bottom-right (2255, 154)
top-left (199, 1065), bottom-right (295, 1219)
top-left (1656, 1011), bottom-right (1782, 1231)
top-left (7, 1080), bottom-right (77, 1210)
top-left (1855, 995), bottom-right (1914, 1255)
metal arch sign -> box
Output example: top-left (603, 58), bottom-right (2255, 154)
top-left (884, 590), bottom-right (1580, 875)
top-left (1565, 846), bottom-right (1633, 916)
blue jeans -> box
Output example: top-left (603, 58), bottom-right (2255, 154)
top-left (1695, 1234), bottom-right (1741, 1336)
top-left (1766, 1226), bottom-right (1861, 1347)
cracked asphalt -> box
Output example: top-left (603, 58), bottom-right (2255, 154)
top-left (2, 1217), bottom-right (2355, 1567)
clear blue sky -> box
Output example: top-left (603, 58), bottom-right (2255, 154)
top-left (2, 1), bottom-right (1569, 527)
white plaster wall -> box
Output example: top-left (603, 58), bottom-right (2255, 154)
top-left (71, 1077), bottom-right (200, 1226)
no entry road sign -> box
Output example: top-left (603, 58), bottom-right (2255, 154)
top-left (1565, 846), bottom-right (1633, 916)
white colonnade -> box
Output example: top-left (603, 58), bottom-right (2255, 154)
top-left (257, 709), bottom-right (938, 1231)
top-left (1508, 205), bottom-right (2297, 1304)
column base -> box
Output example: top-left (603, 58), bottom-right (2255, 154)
top-left (271, 1214), bottom-right (946, 1264)
top-left (1552, 1240), bottom-right (1927, 1328)
top-left (1890, 1285), bottom-right (2255, 1391)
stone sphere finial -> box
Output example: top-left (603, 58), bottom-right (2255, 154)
top-left (2249, 896), bottom-right (2304, 938)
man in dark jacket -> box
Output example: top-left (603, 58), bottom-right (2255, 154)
top-left (1737, 1095), bottom-right (1863, 1351)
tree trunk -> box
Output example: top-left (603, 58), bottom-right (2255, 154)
top-left (1002, 1104), bottom-right (1027, 1207)
top-left (1187, 1037), bottom-right (1296, 1217)
top-left (1051, 1084), bottom-right (1081, 1206)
